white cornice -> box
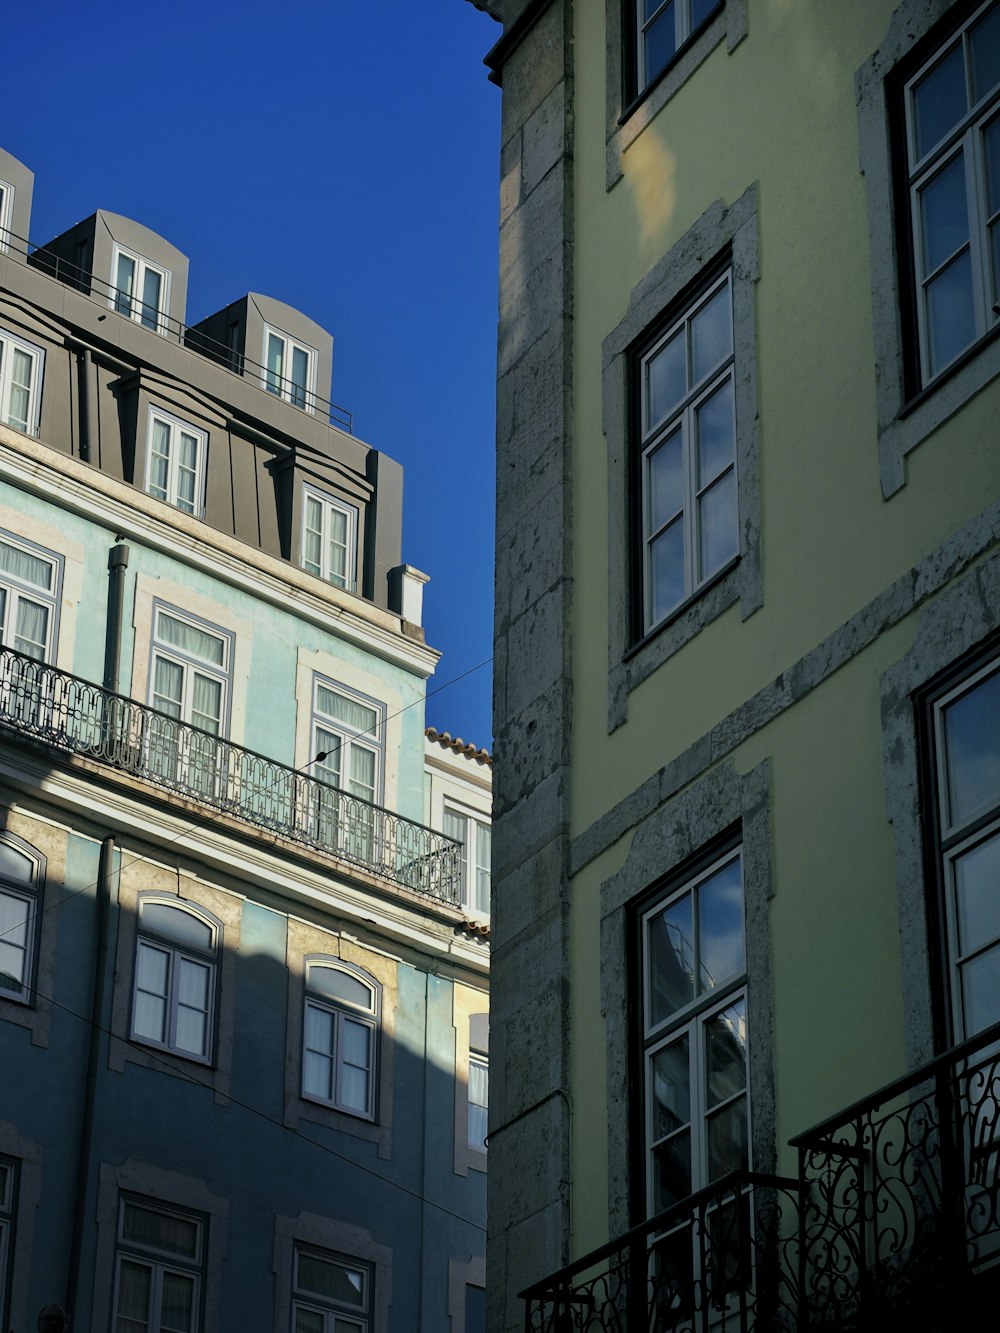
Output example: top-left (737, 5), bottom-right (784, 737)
top-left (0, 426), bottom-right (440, 679)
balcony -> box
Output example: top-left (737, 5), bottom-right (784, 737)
top-left (522, 1022), bottom-right (1000, 1331)
top-left (0, 645), bottom-right (461, 904)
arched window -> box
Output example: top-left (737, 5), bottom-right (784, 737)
top-left (131, 899), bottom-right (219, 1063)
top-left (302, 961), bottom-right (379, 1120)
top-left (0, 835), bottom-right (43, 1004)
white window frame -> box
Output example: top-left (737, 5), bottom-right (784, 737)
top-left (904, 0), bottom-right (1000, 383)
top-left (640, 847), bottom-right (748, 1218)
top-left (149, 604), bottom-right (232, 734)
top-left (291, 1244), bottom-right (371, 1333)
top-left (311, 677), bottom-right (384, 805)
top-left (112, 1196), bottom-right (205, 1333)
top-left (0, 838), bottom-right (43, 1007)
top-left (931, 653), bottom-right (1000, 1043)
top-left (443, 802), bottom-right (491, 921)
top-left (262, 325), bottom-right (317, 413)
top-left (0, 1157), bottom-right (13, 1333)
top-left (144, 409), bottom-right (208, 517)
top-left (0, 328), bottom-right (43, 437)
top-left (635, 0), bottom-right (722, 95)
top-left (638, 270), bottom-right (737, 635)
top-left (110, 244), bottom-right (170, 334)
top-left (0, 530), bottom-right (60, 663)
top-left (129, 899), bottom-right (219, 1064)
top-left (301, 961), bottom-right (380, 1122)
top-left (301, 486), bottom-right (358, 591)
top-left (0, 180), bottom-right (13, 253)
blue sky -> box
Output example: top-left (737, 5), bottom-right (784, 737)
top-left (5, 1), bottom-right (501, 750)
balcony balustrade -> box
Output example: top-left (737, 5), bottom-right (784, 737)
top-left (0, 645), bottom-right (461, 905)
top-left (521, 1022), bottom-right (1000, 1331)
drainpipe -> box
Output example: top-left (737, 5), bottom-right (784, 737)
top-left (78, 348), bottom-right (93, 464)
top-left (66, 833), bottom-right (116, 1319)
top-left (105, 540), bottom-right (130, 693)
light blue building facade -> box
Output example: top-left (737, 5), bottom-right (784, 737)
top-left (0, 147), bottom-right (487, 1333)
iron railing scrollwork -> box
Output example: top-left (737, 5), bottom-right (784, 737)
top-left (520, 1172), bottom-right (801, 1332)
top-left (0, 646), bottom-right (461, 904)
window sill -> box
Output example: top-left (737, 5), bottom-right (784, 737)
top-left (898, 322), bottom-right (1000, 423)
top-left (625, 557), bottom-right (740, 664)
top-left (619, 1), bottom-right (725, 128)
top-left (301, 1091), bottom-right (376, 1125)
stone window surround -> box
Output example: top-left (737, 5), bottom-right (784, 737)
top-left (604, 185), bottom-right (762, 732)
top-left (448, 1253), bottom-right (486, 1332)
top-left (453, 982), bottom-right (489, 1177)
top-left (880, 551), bottom-right (1000, 1072)
top-left (283, 918), bottom-right (398, 1161)
top-left (605, 0), bottom-right (748, 191)
top-left (857, 0), bottom-right (1000, 499)
top-left (274, 1210), bottom-right (392, 1333)
top-left (90, 1159), bottom-right (229, 1333)
top-left (0, 1119), bottom-right (42, 1333)
top-left (109, 868), bottom-right (242, 1103)
top-left (600, 758), bottom-right (775, 1239)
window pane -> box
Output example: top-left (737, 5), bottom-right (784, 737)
top-left (0, 889), bottom-right (28, 991)
top-left (314, 727), bottom-right (342, 786)
top-left (0, 843), bottom-right (32, 883)
top-left (912, 41), bottom-right (967, 159)
top-left (153, 657), bottom-right (184, 716)
top-left (926, 247), bottom-right (977, 375)
top-left (465, 1285), bottom-right (486, 1333)
top-left (305, 1001), bottom-right (335, 1054)
top-left (971, 3), bottom-right (1000, 105)
top-left (177, 957), bottom-right (209, 1011)
top-left (644, 0), bottom-right (677, 86)
top-left (115, 253), bottom-right (136, 314)
top-left (705, 998), bottom-right (748, 1108)
top-left (984, 114), bottom-right (1000, 218)
top-left (920, 153), bottom-right (970, 274)
top-left (304, 1049), bottom-right (334, 1101)
top-left (691, 0), bottom-right (716, 26)
top-left (191, 673), bottom-right (222, 732)
top-left (136, 941), bottom-right (169, 995)
top-left (315, 686), bottom-right (378, 736)
top-left (341, 1017), bottom-right (371, 1070)
top-left (149, 421), bottom-right (170, 499)
top-left (942, 667), bottom-right (1000, 825)
top-left (160, 1270), bottom-right (194, 1333)
top-left (698, 467), bottom-right (737, 579)
top-left (348, 745), bottom-right (376, 800)
top-left (294, 1308), bottom-right (324, 1333)
top-left (690, 283), bottom-right (731, 384)
top-left (649, 517), bottom-right (685, 625)
top-left (308, 966), bottom-right (372, 1009)
top-left (648, 892), bottom-right (695, 1025)
top-left (265, 332), bottom-right (284, 395)
top-left (955, 830), bottom-right (1000, 956)
top-left (340, 1063), bottom-right (370, 1113)
top-left (961, 943), bottom-right (1000, 1035)
top-left (706, 1097), bottom-right (749, 1182)
top-left (175, 1003), bottom-right (207, 1057)
top-left (696, 377), bottom-right (734, 488)
top-left (698, 857), bottom-right (745, 989)
top-left (649, 1035), bottom-right (690, 1140)
top-left (652, 1128), bottom-right (691, 1211)
top-left (8, 349), bottom-right (33, 431)
top-left (647, 428), bottom-right (684, 533)
top-left (116, 1259), bottom-right (151, 1324)
top-left (298, 1251), bottom-right (366, 1305)
top-left (122, 1202), bottom-right (200, 1259)
top-left (0, 539), bottom-right (52, 590)
top-left (14, 599), bottom-right (48, 659)
top-left (157, 613), bottom-right (226, 667)
top-left (142, 904), bottom-right (213, 951)
top-left (992, 218), bottom-right (1000, 308)
top-left (647, 330), bottom-right (685, 427)
top-left (140, 267), bottom-right (162, 330)
top-left (291, 346), bottom-right (309, 408)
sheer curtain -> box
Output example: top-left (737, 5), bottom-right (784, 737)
top-left (0, 540), bottom-right (52, 590)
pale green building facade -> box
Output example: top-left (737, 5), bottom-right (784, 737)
top-left (471, 0), bottom-right (1000, 1328)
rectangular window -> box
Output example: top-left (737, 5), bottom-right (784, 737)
top-left (145, 410), bottom-right (207, 517)
top-left (903, 0), bottom-right (1000, 382)
top-left (264, 327), bottom-right (315, 412)
top-left (0, 1157), bottom-right (14, 1333)
top-left (292, 1244), bottom-right (370, 1333)
top-left (0, 181), bottom-right (13, 253)
top-left (639, 847), bottom-right (747, 1217)
top-left (468, 1054), bottom-right (489, 1153)
top-left (464, 1285), bottom-right (486, 1333)
top-left (301, 488), bottom-right (357, 591)
top-left (443, 804), bottom-right (491, 920)
top-left (0, 532), bottom-right (59, 662)
top-left (927, 652), bottom-right (1000, 1042)
top-left (0, 838), bottom-right (43, 1005)
top-left (113, 1197), bottom-right (204, 1333)
top-left (637, 271), bottom-right (736, 635)
top-left (635, 0), bottom-right (722, 96)
top-left (0, 328), bottom-right (43, 436)
top-left (310, 680), bottom-right (384, 863)
top-left (131, 899), bottom-right (219, 1063)
top-left (147, 607), bottom-right (232, 796)
top-left (111, 246), bottom-right (169, 333)
top-left (302, 961), bottom-right (379, 1120)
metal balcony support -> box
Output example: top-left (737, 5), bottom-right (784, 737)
top-left (0, 645), bottom-right (461, 904)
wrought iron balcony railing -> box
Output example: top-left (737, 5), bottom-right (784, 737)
top-left (793, 1017), bottom-right (1000, 1330)
top-left (520, 1171), bottom-right (800, 1333)
top-left (0, 646), bottom-right (461, 905)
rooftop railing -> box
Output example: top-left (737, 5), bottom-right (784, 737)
top-left (3, 230), bottom-right (353, 433)
top-left (0, 645), bottom-right (461, 905)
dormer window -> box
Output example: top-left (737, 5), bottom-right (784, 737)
top-left (263, 326), bottom-right (315, 412)
top-left (301, 487), bottom-right (357, 591)
top-left (112, 245), bottom-right (169, 333)
top-left (145, 408), bottom-right (207, 517)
